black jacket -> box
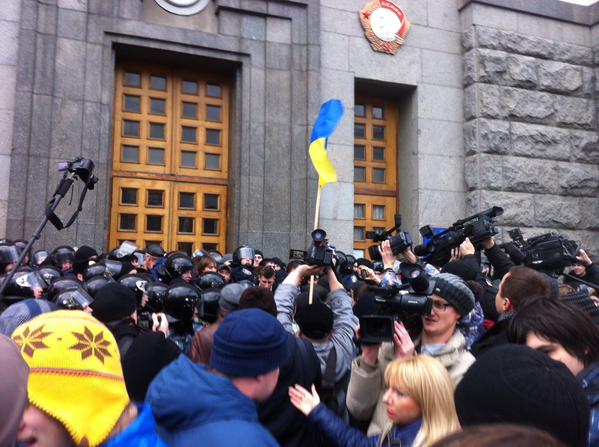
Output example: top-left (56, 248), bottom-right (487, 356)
top-left (258, 333), bottom-right (324, 447)
top-left (470, 316), bottom-right (511, 359)
top-left (484, 244), bottom-right (515, 280)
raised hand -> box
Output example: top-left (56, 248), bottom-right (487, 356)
top-left (289, 384), bottom-right (320, 416)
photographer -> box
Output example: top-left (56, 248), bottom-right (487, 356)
top-left (275, 264), bottom-right (358, 416)
top-left (346, 272), bottom-right (475, 436)
top-left (564, 249), bottom-right (599, 292)
top-left (91, 283), bottom-right (168, 357)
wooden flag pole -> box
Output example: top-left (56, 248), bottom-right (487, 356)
top-left (309, 184), bottom-right (323, 305)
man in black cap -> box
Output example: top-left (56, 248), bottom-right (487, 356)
top-left (455, 344), bottom-right (590, 447)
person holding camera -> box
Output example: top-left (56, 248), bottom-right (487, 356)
top-left (91, 282), bottom-right (168, 357)
top-left (346, 271), bottom-right (475, 436)
top-left (275, 263), bottom-right (358, 417)
top-left (564, 249), bottom-right (599, 293)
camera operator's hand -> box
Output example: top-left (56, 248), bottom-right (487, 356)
top-left (282, 264), bottom-right (322, 287)
top-left (152, 312), bottom-right (169, 336)
top-left (459, 238), bottom-right (476, 257)
top-left (358, 265), bottom-right (380, 284)
top-left (379, 240), bottom-right (396, 270)
top-left (326, 266), bottom-right (344, 291)
top-left (393, 321), bottom-right (414, 359)
top-left (480, 236), bottom-right (495, 250)
top-left (402, 247), bottom-right (417, 264)
top-left (577, 249), bottom-right (593, 266)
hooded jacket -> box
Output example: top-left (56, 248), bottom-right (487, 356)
top-left (102, 405), bottom-right (166, 447)
top-left (146, 356), bottom-right (280, 447)
top-left (346, 330), bottom-right (474, 436)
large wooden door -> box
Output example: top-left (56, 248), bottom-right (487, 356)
top-left (353, 99), bottom-right (399, 259)
top-left (108, 62), bottom-right (230, 254)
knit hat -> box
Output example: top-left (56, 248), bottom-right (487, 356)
top-left (295, 302), bottom-right (334, 340)
top-left (455, 344), bottom-right (590, 447)
top-left (441, 259), bottom-right (478, 281)
top-left (122, 332), bottom-right (180, 403)
top-left (0, 334), bottom-right (29, 447)
top-left (11, 310), bottom-right (129, 447)
top-left (218, 283), bottom-right (244, 312)
top-left (239, 286), bottom-right (277, 316)
top-left (210, 308), bottom-right (289, 377)
top-left (91, 282), bottom-right (136, 322)
top-left (0, 299), bottom-right (57, 336)
top-left (432, 273), bottom-right (475, 317)
top-left (74, 245), bottom-right (98, 274)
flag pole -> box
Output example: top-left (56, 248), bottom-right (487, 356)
top-left (309, 183), bottom-right (322, 305)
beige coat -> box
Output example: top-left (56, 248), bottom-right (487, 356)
top-left (345, 330), bottom-right (475, 436)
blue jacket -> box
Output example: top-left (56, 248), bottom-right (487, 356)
top-left (147, 356), bottom-right (280, 447)
top-left (102, 404), bottom-right (166, 447)
top-left (308, 403), bottom-right (421, 447)
top-left (579, 361), bottom-right (599, 447)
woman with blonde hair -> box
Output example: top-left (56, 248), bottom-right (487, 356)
top-left (289, 355), bottom-right (459, 447)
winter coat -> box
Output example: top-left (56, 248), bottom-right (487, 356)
top-left (308, 403), bottom-right (421, 447)
top-left (347, 330), bottom-right (474, 436)
top-left (275, 283), bottom-right (358, 383)
top-left (259, 333), bottom-right (324, 447)
top-left (470, 314), bottom-right (511, 359)
top-left (147, 356), bottom-right (280, 447)
top-left (579, 361), bottom-right (599, 447)
top-left (102, 405), bottom-right (166, 447)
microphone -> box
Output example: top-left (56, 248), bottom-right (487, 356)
top-left (413, 244), bottom-right (430, 257)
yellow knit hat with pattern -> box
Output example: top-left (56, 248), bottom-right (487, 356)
top-left (12, 310), bottom-right (129, 447)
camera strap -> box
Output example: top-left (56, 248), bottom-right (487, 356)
top-left (47, 177), bottom-right (94, 231)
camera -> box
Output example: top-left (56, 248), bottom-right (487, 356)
top-left (304, 229), bottom-right (335, 267)
top-left (415, 207), bottom-right (504, 267)
top-left (359, 263), bottom-right (433, 344)
top-left (138, 312), bottom-right (163, 331)
top-left (58, 157), bottom-right (98, 185)
top-left (366, 214), bottom-right (412, 261)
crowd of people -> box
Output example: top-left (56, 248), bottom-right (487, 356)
top-left (0, 232), bottom-right (598, 447)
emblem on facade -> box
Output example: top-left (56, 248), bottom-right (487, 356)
top-left (359, 0), bottom-right (410, 55)
top-left (154, 0), bottom-right (210, 16)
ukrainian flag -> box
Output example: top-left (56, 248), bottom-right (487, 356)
top-left (309, 99), bottom-right (344, 187)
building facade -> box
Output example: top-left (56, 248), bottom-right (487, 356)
top-left (0, 0), bottom-right (598, 258)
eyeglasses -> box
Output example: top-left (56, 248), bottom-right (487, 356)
top-left (431, 300), bottom-right (453, 312)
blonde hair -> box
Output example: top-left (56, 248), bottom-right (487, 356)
top-left (380, 355), bottom-right (460, 447)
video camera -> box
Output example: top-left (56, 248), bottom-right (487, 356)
top-left (415, 207), bottom-right (504, 267)
top-left (304, 229), bottom-right (335, 267)
top-left (366, 214), bottom-right (412, 261)
top-left (57, 158), bottom-right (98, 186)
top-left (359, 263), bottom-right (433, 344)
top-left (503, 229), bottom-right (580, 274)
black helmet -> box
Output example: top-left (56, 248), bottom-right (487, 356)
top-left (208, 251), bottom-right (224, 264)
top-left (195, 272), bottom-right (225, 290)
top-left (51, 246), bottom-right (75, 268)
top-left (14, 240), bottom-right (29, 259)
top-left (38, 266), bottom-right (62, 286)
top-left (199, 288), bottom-right (220, 323)
top-left (164, 284), bottom-right (200, 321)
top-left (33, 250), bottom-right (50, 267)
top-left (232, 246), bottom-right (255, 264)
top-left (2, 268), bottom-right (45, 298)
top-left (0, 243), bottom-right (19, 270)
top-left (146, 244), bottom-right (166, 259)
top-left (47, 278), bottom-right (81, 302)
top-left (83, 263), bottom-right (109, 281)
top-left (118, 274), bottom-right (150, 305)
top-left (100, 259), bottom-right (123, 278)
top-left (145, 282), bottom-right (168, 313)
top-left (83, 276), bottom-right (113, 298)
top-left (166, 254), bottom-right (193, 279)
top-left (55, 287), bottom-right (93, 310)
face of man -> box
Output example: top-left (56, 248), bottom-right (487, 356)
top-left (240, 258), bottom-right (253, 267)
top-left (572, 263), bottom-right (587, 277)
top-left (181, 271), bottom-right (192, 283)
top-left (526, 332), bottom-right (585, 375)
top-left (204, 263), bottom-right (217, 274)
top-left (144, 254), bottom-right (156, 270)
top-left (495, 272), bottom-right (511, 315)
top-left (258, 275), bottom-right (275, 290)
top-left (18, 405), bottom-right (75, 447)
top-left (219, 269), bottom-right (231, 283)
top-left (253, 254), bottom-right (263, 268)
top-left (255, 368), bottom-right (280, 402)
top-left (421, 294), bottom-right (460, 343)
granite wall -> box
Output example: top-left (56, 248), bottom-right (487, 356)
top-left (462, 17), bottom-right (599, 255)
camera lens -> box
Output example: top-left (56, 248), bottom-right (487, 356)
top-left (311, 229), bottom-right (327, 243)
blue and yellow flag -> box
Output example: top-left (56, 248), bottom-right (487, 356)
top-left (309, 99), bottom-right (344, 187)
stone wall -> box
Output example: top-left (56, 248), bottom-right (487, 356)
top-left (463, 24), bottom-right (599, 256)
